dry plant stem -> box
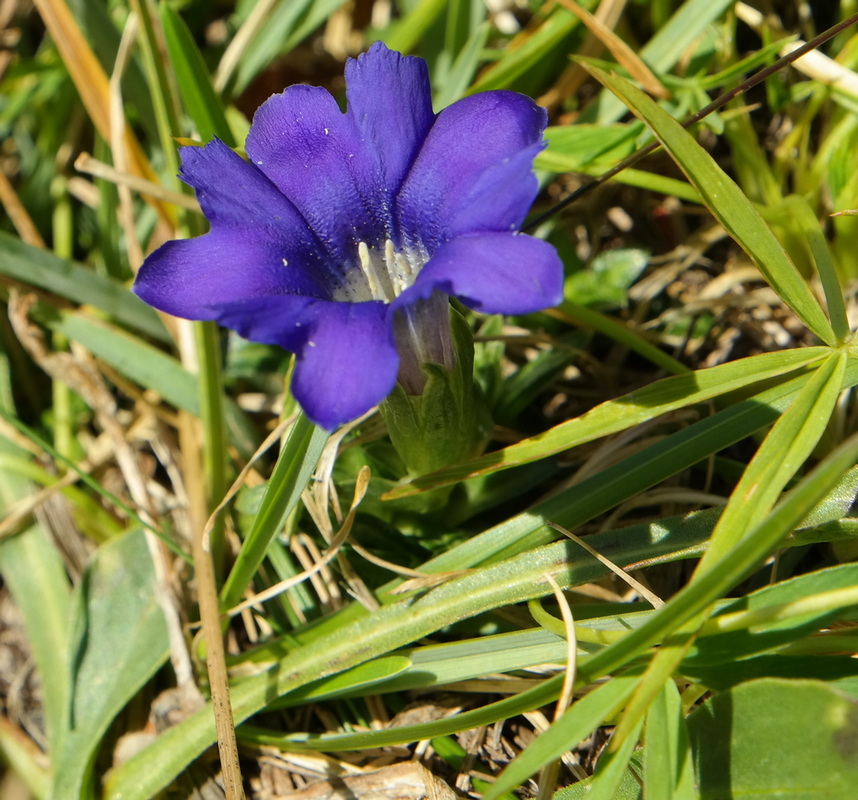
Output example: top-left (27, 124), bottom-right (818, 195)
top-left (0, 170), bottom-right (46, 248)
top-left (109, 13), bottom-right (144, 270)
top-left (203, 414), bottom-right (297, 551)
top-left (31, 0), bottom-right (166, 220)
top-left (548, 521), bottom-right (665, 609)
top-left (736, 3), bottom-right (858, 97)
top-left (7, 293), bottom-right (197, 691)
top-left (539, 0), bottom-right (627, 109)
top-left (191, 516), bottom-right (246, 800)
top-left (537, 573), bottom-right (578, 800)
top-left (74, 153), bottom-right (200, 212)
top-left (554, 0), bottom-right (668, 98)
top-left (225, 467), bottom-right (371, 618)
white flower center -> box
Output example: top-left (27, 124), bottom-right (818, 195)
top-left (334, 239), bottom-right (426, 303)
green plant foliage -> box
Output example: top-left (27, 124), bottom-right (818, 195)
top-left (688, 679), bottom-right (858, 798)
top-left (3, 2), bottom-right (858, 799)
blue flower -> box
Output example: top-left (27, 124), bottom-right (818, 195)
top-left (134, 42), bottom-right (563, 430)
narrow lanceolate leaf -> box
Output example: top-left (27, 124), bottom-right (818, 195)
top-left (160, 4), bottom-right (235, 146)
top-left (696, 350), bottom-right (846, 574)
top-left (0, 231), bottom-right (167, 342)
top-left (482, 670), bottom-right (643, 800)
top-left (574, 428), bottom-right (858, 688)
top-left (585, 65), bottom-right (836, 345)
top-left (386, 347), bottom-right (829, 497)
top-left (220, 413), bottom-right (327, 611)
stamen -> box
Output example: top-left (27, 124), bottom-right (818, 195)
top-left (336, 239), bottom-right (427, 304)
top-left (358, 241), bottom-right (394, 302)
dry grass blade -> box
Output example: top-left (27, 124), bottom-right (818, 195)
top-left (32, 0), bottom-right (171, 221)
top-left (0, 170), bottom-right (46, 248)
top-left (554, 0), bottom-right (670, 99)
top-left (227, 466), bottom-right (371, 617)
top-left (547, 521), bottom-right (665, 609)
top-left (74, 153), bottom-right (201, 212)
top-left (537, 573), bottom-right (578, 800)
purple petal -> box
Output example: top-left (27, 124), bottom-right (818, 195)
top-left (246, 85), bottom-right (386, 265)
top-left (399, 232), bottom-right (564, 314)
top-left (133, 231), bottom-right (327, 320)
top-left (345, 42), bottom-right (435, 196)
top-left (292, 302), bottom-right (399, 429)
top-left (178, 139), bottom-right (319, 249)
top-left (396, 91), bottom-right (548, 249)
top-left (213, 296), bottom-right (399, 429)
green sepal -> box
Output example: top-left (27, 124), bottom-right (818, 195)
top-left (380, 308), bottom-right (492, 475)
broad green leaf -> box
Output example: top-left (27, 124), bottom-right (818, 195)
top-left (586, 66), bottom-right (836, 345)
top-left (688, 679), bottom-right (858, 798)
top-left (0, 526), bottom-right (71, 757)
top-left (160, 4), bottom-right (235, 146)
top-left (220, 413), bottom-right (327, 611)
top-left (388, 347), bottom-right (829, 497)
top-left (51, 530), bottom-right (169, 800)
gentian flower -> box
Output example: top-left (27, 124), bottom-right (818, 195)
top-left (134, 42), bottom-right (563, 430)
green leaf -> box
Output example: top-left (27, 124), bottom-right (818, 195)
top-left (590, 0), bottom-right (737, 125)
top-left (482, 670), bottom-right (643, 800)
top-left (585, 65), bottom-right (836, 345)
top-left (0, 231), bottom-right (167, 342)
top-left (0, 526), bottom-right (71, 756)
top-left (389, 347), bottom-right (829, 497)
top-left (51, 530), bottom-right (169, 800)
top-left (575, 424), bottom-right (858, 689)
top-left (105, 507), bottom-right (718, 800)
top-left (644, 680), bottom-right (695, 800)
top-left (688, 679), bottom-right (858, 798)
top-left (160, 4), bottom-right (235, 146)
top-left (697, 350), bottom-right (846, 573)
top-left (778, 195), bottom-right (850, 342)
top-left (220, 413), bottom-right (327, 611)
top-left (564, 248), bottom-right (649, 309)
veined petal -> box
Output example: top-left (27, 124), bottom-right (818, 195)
top-left (396, 91), bottom-right (547, 249)
top-left (345, 42), bottom-right (434, 195)
top-left (213, 296), bottom-right (398, 430)
top-left (133, 231), bottom-right (327, 320)
top-left (444, 144), bottom-right (543, 238)
top-left (399, 232), bottom-right (564, 315)
top-left (246, 85), bottom-right (387, 265)
top-left (178, 139), bottom-right (319, 250)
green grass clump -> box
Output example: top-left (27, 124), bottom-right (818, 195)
top-left (2, 2), bottom-right (858, 799)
